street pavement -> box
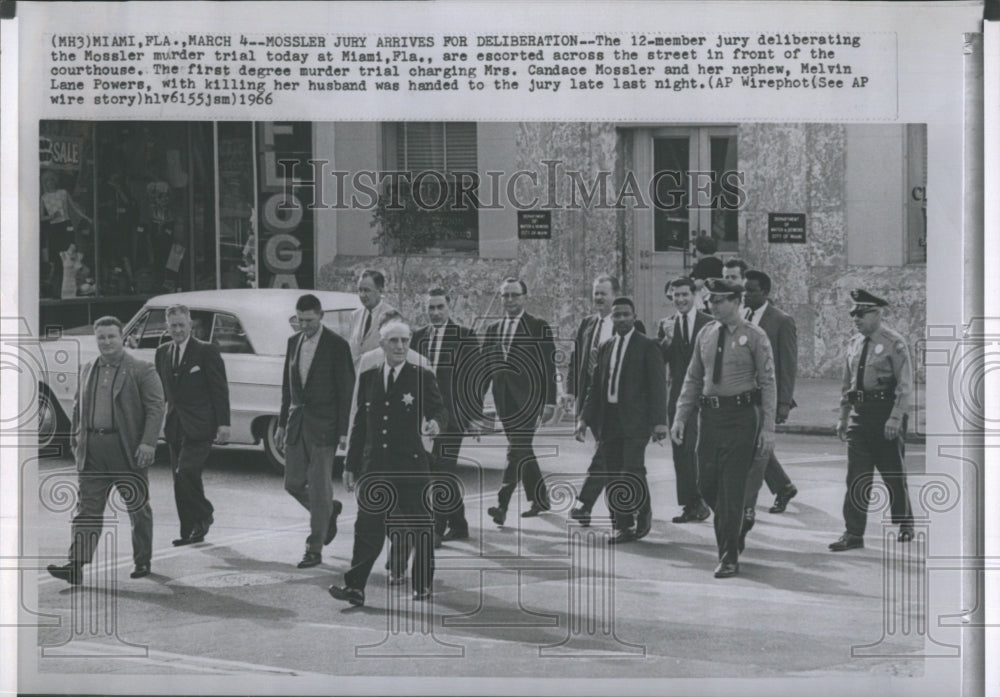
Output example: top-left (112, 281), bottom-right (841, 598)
top-left (25, 430), bottom-right (934, 689)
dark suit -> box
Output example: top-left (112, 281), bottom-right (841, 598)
top-left (279, 326), bottom-right (355, 554)
top-left (581, 330), bottom-right (666, 530)
top-left (661, 310), bottom-right (712, 509)
top-left (344, 362), bottom-right (447, 593)
top-left (568, 314), bottom-right (647, 508)
top-left (155, 338), bottom-right (230, 539)
top-left (481, 312), bottom-right (557, 510)
top-left (412, 321), bottom-right (483, 535)
top-left (745, 303), bottom-right (797, 506)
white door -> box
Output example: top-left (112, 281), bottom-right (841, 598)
top-left (632, 127), bottom-right (739, 330)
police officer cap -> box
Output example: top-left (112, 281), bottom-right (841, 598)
top-left (705, 278), bottom-right (744, 297)
top-left (849, 289), bottom-right (888, 316)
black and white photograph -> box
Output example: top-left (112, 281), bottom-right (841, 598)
top-left (1, 2), bottom-right (991, 696)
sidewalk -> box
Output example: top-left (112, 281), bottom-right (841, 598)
top-left (776, 378), bottom-right (926, 444)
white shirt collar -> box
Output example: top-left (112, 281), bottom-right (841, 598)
top-left (174, 336), bottom-right (191, 359)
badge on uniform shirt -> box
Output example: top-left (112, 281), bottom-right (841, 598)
top-left (738, 335), bottom-right (748, 346)
top-left (875, 344), bottom-right (884, 355)
top-left (402, 393), bottom-right (415, 406)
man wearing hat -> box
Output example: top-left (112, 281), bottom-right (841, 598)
top-left (670, 279), bottom-right (776, 578)
top-left (829, 290), bottom-right (914, 551)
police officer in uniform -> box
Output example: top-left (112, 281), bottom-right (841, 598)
top-left (670, 279), bottom-right (776, 578)
top-left (829, 290), bottom-right (914, 551)
top-left (329, 320), bottom-right (447, 606)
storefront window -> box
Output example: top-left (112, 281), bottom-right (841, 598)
top-left (218, 122), bottom-right (257, 288)
top-left (40, 122), bottom-right (96, 300)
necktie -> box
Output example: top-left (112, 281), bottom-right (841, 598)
top-left (387, 366), bottom-right (396, 392)
top-left (609, 334), bottom-right (624, 400)
top-left (745, 308), bottom-right (755, 322)
top-left (362, 310), bottom-right (372, 339)
top-left (173, 343), bottom-right (180, 369)
top-left (431, 327), bottom-right (441, 370)
top-left (681, 312), bottom-right (690, 346)
top-left (712, 326), bottom-right (725, 384)
top-left (504, 317), bottom-right (516, 356)
top-left (856, 337), bottom-right (870, 390)
top-left (587, 317), bottom-right (603, 375)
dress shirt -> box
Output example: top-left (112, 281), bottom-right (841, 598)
top-left (430, 323), bottom-right (445, 371)
top-left (383, 362), bottom-right (400, 392)
top-left (502, 311), bottom-right (524, 357)
top-left (607, 328), bottom-right (635, 404)
top-left (297, 329), bottom-right (321, 385)
top-left (744, 301), bottom-right (768, 326)
top-left (92, 355), bottom-right (123, 429)
top-left (172, 336), bottom-right (190, 368)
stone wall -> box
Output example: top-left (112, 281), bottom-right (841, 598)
top-left (738, 123), bottom-right (925, 381)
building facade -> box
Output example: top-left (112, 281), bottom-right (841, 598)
top-left (40, 120), bottom-right (925, 381)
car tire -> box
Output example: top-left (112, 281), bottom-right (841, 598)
top-left (37, 388), bottom-right (68, 448)
top-left (263, 416), bottom-right (286, 475)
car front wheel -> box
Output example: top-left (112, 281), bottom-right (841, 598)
top-left (263, 416), bottom-right (286, 475)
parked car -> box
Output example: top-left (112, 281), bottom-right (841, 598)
top-left (37, 288), bottom-right (362, 474)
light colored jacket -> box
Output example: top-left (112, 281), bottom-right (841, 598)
top-left (72, 351), bottom-right (165, 471)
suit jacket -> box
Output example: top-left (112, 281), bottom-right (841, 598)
top-left (568, 314), bottom-right (646, 416)
top-left (346, 361), bottom-right (447, 476)
top-left (581, 330), bottom-right (667, 441)
top-left (481, 312), bottom-right (557, 418)
top-left (155, 337), bottom-right (230, 442)
top-left (348, 301), bottom-right (396, 364)
top-left (279, 326), bottom-right (355, 447)
top-left (412, 321), bottom-right (484, 432)
top-left (757, 303), bottom-right (798, 409)
top-left (660, 310), bottom-right (713, 414)
top-left (72, 351), bottom-right (165, 472)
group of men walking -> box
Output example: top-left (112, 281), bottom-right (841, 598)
top-left (48, 263), bottom-right (916, 596)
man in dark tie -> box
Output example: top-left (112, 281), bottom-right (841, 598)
top-left (660, 278), bottom-right (713, 524)
top-left (47, 316), bottom-right (164, 584)
top-left (575, 297), bottom-right (667, 543)
top-left (329, 320), bottom-right (447, 606)
top-left (155, 304), bottom-right (231, 547)
top-left (670, 279), bottom-right (776, 578)
top-left (349, 269), bottom-right (396, 365)
top-left (742, 270), bottom-right (800, 518)
top-left (277, 294), bottom-right (356, 569)
top-left (482, 278), bottom-right (557, 526)
top-left (411, 288), bottom-right (484, 545)
top-left (566, 274), bottom-right (646, 525)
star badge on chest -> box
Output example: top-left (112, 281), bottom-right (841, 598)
top-left (402, 393), bottom-right (415, 406)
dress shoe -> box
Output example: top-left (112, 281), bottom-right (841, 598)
top-left (47, 562), bottom-right (82, 585)
top-left (487, 506), bottom-right (507, 527)
top-left (898, 527), bottom-right (915, 543)
top-left (672, 507), bottom-right (698, 523)
top-left (521, 501), bottom-right (550, 518)
top-left (769, 484), bottom-right (798, 514)
top-left (324, 499), bottom-right (344, 546)
top-left (829, 532), bottom-right (864, 552)
top-left (172, 532), bottom-right (195, 546)
top-left (714, 561), bottom-right (739, 578)
top-left (297, 551), bottom-right (322, 568)
top-left (187, 523), bottom-right (209, 544)
top-left (130, 563), bottom-right (151, 579)
top-left (569, 505), bottom-right (592, 527)
top-left (608, 528), bottom-right (637, 545)
top-left (440, 527), bottom-right (469, 542)
top-left (635, 506), bottom-right (652, 540)
top-left (328, 585), bottom-right (365, 606)
top-left (413, 589), bottom-right (432, 601)
top-left (693, 501), bottom-right (711, 521)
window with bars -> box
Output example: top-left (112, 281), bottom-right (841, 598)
top-left (381, 122), bottom-right (479, 254)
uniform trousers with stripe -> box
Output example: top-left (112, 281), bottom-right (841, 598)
top-left (346, 474), bottom-right (435, 594)
top-left (843, 404), bottom-right (913, 537)
top-left (697, 404), bottom-right (759, 565)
